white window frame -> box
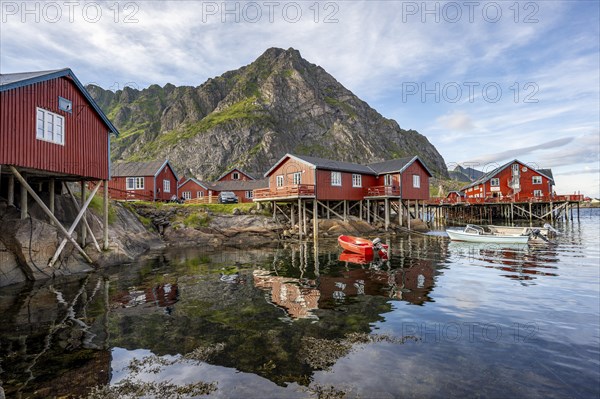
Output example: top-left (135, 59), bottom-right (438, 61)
top-left (126, 177), bottom-right (144, 190)
top-left (232, 172), bottom-right (240, 180)
top-left (532, 176), bottom-right (542, 184)
top-left (533, 189), bottom-right (543, 197)
top-left (413, 174), bottom-right (421, 188)
top-left (36, 107), bottom-right (65, 145)
top-left (490, 178), bottom-right (500, 187)
top-left (276, 175), bottom-right (284, 187)
top-left (384, 174), bottom-right (393, 186)
top-left (246, 190), bottom-right (254, 199)
top-left (292, 172), bottom-right (302, 185)
top-left (331, 171), bottom-right (342, 186)
top-left (512, 164), bottom-right (520, 174)
top-left (163, 180), bottom-right (171, 193)
top-left (182, 191), bottom-right (191, 200)
top-left (197, 191), bottom-right (204, 198)
top-left (352, 174), bottom-right (362, 188)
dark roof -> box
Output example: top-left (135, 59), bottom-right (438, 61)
top-left (447, 190), bottom-right (465, 197)
top-left (461, 159), bottom-right (555, 190)
top-left (368, 156), bottom-right (433, 177)
top-left (211, 178), bottom-right (268, 191)
top-left (264, 154), bottom-right (376, 176)
top-left (178, 177), bottom-right (212, 190)
top-left (538, 169), bottom-right (554, 183)
top-left (216, 168), bottom-right (256, 181)
top-left (0, 68), bottom-right (119, 136)
top-left (112, 160), bottom-right (178, 179)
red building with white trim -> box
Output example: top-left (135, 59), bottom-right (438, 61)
top-left (108, 160), bottom-right (179, 201)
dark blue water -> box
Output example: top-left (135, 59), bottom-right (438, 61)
top-left (1, 208), bottom-right (598, 398)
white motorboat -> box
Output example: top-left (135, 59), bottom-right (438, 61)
top-left (446, 224), bottom-right (530, 244)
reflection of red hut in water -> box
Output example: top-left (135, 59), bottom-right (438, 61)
top-left (114, 283), bottom-right (178, 309)
top-left (253, 270), bottom-right (320, 319)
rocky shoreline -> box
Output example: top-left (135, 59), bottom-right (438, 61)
top-left (0, 198), bottom-right (427, 287)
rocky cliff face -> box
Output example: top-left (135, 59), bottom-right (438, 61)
top-left (88, 47), bottom-right (448, 179)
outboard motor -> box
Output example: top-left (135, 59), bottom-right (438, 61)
top-left (543, 223), bottom-right (561, 235)
top-left (530, 228), bottom-right (549, 242)
top-left (372, 237), bottom-right (387, 256)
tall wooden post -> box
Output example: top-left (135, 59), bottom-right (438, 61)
top-left (326, 201), bottom-right (330, 219)
top-left (366, 199), bottom-right (370, 223)
top-left (399, 200), bottom-right (403, 227)
top-left (291, 203), bottom-right (296, 228)
top-left (313, 200), bottom-right (318, 243)
top-left (343, 200), bottom-right (347, 221)
top-left (81, 181), bottom-right (87, 246)
top-left (303, 200), bottom-right (307, 235)
top-left (298, 198), bottom-right (303, 239)
top-left (103, 180), bottom-right (109, 250)
top-left (49, 178), bottom-right (55, 225)
top-left (550, 201), bottom-right (554, 223)
top-left (359, 201), bottom-right (363, 221)
top-left (272, 201), bottom-right (276, 219)
top-left (384, 198), bottom-right (389, 231)
top-left (20, 175), bottom-right (27, 219)
top-left (407, 200), bottom-right (411, 230)
top-left (8, 174), bottom-right (14, 206)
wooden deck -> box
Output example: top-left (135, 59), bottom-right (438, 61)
top-left (254, 184), bottom-right (316, 201)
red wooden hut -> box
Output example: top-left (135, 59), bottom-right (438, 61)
top-left (0, 68), bottom-right (119, 264)
top-left (367, 156), bottom-right (433, 200)
top-left (109, 160), bottom-right (179, 201)
top-left (216, 167), bottom-right (256, 182)
top-left (461, 160), bottom-right (554, 201)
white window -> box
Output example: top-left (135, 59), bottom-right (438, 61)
top-left (246, 190), bottom-right (254, 199)
top-left (352, 174), bottom-right (362, 187)
top-left (126, 177), bottom-right (144, 190)
top-left (512, 164), bottom-right (520, 174)
top-left (413, 174), bottom-right (420, 188)
top-left (232, 172), bottom-right (240, 180)
top-left (276, 175), bottom-right (284, 187)
top-left (36, 107), bottom-right (64, 145)
top-left (384, 174), bottom-right (393, 186)
top-left (490, 178), bottom-right (500, 187)
top-left (533, 190), bottom-right (543, 197)
top-left (532, 176), bottom-right (542, 184)
top-left (197, 191), bottom-right (204, 198)
top-left (182, 191), bottom-right (191, 200)
top-left (331, 171), bottom-right (342, 186)
top-left (292, 172), bottom-right (301, 185)
top-left (163, 180), bottom-right (171, 193)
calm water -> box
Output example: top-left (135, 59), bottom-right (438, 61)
top-left (1, 209), bottom-right (599, 398)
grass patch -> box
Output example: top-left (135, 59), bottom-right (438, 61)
top-left (183, 213), bottom-right (212, 228)
top-left (197, 203), bottom-right (257, 214)
top-left (87, 195), bottom-right (117, 224)
top-left (324, 96), bottom-right (357, 118)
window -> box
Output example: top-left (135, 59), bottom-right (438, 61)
top-left (163, 180), bottom-right (171, 193)
top-left (36, 107), bottom-right (64, 145)
top-left (533, 190), bottom-right (543, 197)
top-left (413, 174), bottom-right (420, 188)
top-left (197, 191), bottom-right (204, 198)
top-left (490, 178), bottom-right (500, 187)
top-left (126, 177), bottom-right (144, 190)
top-left (352, 174), bottom-right (362, 187)
top-left (532, 176), bottom-right (542, 184)
top-left (182, 191), bottom-right (191, 200)
top-left (246, 190), bottom-right (254, 199)
top-left (232, 172), bottom-right (240, 180)
top-left (512, 164), bottom-right (520, 174)
top-left (276, 175), bottom-right (284, 187)
top-left (292, 172), bottom-right (301, 185)
top-left (384, 174), bottom-right (393, 186)
top-left (58, 97), bottom-right (72, 113)
top-left (331, 171), bottom-right (342, 186)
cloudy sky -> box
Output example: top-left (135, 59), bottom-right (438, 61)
top-left (1, 1), bottom-right (599, 197)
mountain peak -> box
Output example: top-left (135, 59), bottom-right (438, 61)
top-left (87, 48), bottom-right (448, 179)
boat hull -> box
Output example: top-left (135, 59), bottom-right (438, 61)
top-left (337, 235), bottom-right (388, 256)
top-left (446, 229), bottom-right (530, 244)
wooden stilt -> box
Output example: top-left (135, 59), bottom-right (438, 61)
top-left (313, 200), bottom-right (318, 242)
top-left (550, 201), bottom-right (554, 223)
top-left (20, 175), bottom-right (28, 219)
top-left (8, 174), bottom-right (14, 206)
top-left (298, 198), bottom-right (303, 239)
top-left (577, 202), bottom-right (580, 220)
top-left (326, 201), bottom-right (330, 219)
top-left (103, 180), bottom-right (109, 250)
top-left (49, 178), bottom-right (55, 226)
top-left (80, 181), bottom-right (87, 246)
top-left (359, 200), bottom-right (363, 221)
top-left (366, 199), bottom-right (370, 224)
top-left (9, 166), bottom-right (92, 264)
top-left (303, 200), bottom-right (307, 235)
top-left (64, 183), bottom-right (101, 253)
top-left (343, 200), bottom-right (347, 221)
top-left (384, 198), bottom-right (389, 231)
top-left (407, 200), bottom-right (411, 230)
top-left (399, 200), bottom-right (403, 227)
top-left (49, 182), bottom-right (101, 267)
top-left (291, 203), bottom-right (295, 227)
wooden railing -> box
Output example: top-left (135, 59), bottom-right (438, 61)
top-left (253, 184), bottom-right (316, 199)
top-left (184, 196), bottom-right (216, 205)
top-left (364, 185), bottom-right (401, 197)
top-left (427, 194), bottom-right (585, 205)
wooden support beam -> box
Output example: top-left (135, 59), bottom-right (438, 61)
top-left (49, 182), bottom-right (101, 267)
top-left (274, 203), bottom-right (291, 223)
top-left (291, 203), bottom-right (295, 227)
top-left (103, 180), bottom-right (109, 250)
top-left (359, 201), bottom-right (363, 221)
top-left (407, 200), bottom-right (411, 230)
top-left (343, 200), bottom-right (348, 222)
top-left (64, 183), bottom-right (101, 253)
top-left (384, 198), bottom-right (389, 231)
top-left (20, 175), bottom-right (27, 219)
top-left (298, 198), bottom-right (303, 239)
top-left (313, 199), bottom-right (318, 243)
top-left (49, 178), bottom-right (55, 226)
top-left (8, 174), bottom-right (14, 206)
top-left (9, 166), bottom-right (93, 264)
top-left (399, 200), bottom-right (403, 226)
top-left (366, 199), bottom-right (370, 223)
top-left (81, 181), bottom-right (87, 246)
top-left (317, 200), bottom-right (344, 220)
top-left (303, 200), bottom-right (307, 235)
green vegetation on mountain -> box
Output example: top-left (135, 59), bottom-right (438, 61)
top-left (87, 47), bottom-right (448, 179)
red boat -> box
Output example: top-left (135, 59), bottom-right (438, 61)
top-left (339, 250), bottom-right (374, 265)
top-left (337, 235), bottom-right (388, 257)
